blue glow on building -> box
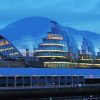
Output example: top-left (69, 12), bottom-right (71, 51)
top-left (0, 17), bottom-right (100, 68)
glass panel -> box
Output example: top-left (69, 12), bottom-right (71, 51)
top-left (8, 77), bottom-right (15, 87)
top-left (46, 76), bottom-right (52, 86)
top-left (0, 77), bottom-right (6, 87)
top-left (16, 76), bottom-right (23, 86)
top-left (23, 76), bottom-right (31, 86)
top-left (60, 76), bottom-right (65, 85)
top-left (66, 76), bottom-right (72, 85)
top-left (38, 76), bottom-right (45, 86)
top-left (52, 76), bottom-right (59, 85)
top-left (32, 76), bottom-right (38, 86)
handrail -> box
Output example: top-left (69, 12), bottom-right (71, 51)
top-left (0, 84), bottom-right (100, 90)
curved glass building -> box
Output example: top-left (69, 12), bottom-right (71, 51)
top-left (0, 17), bottom-right (100, 68)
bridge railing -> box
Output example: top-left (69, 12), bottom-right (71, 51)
top-left (0, 84), bottom-right (100, 90)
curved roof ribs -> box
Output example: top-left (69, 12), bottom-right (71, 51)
top-left (81, 33), bottom-right (96, 60)
top-left (51, 21), bottom-right (78, 60)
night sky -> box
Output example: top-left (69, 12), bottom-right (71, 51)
top-left (0, 0), bottom-right (100, 34)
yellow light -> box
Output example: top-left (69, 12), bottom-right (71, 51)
top-left (36, 56), bottom-right (66, 58)
top-left (40, 43), bottom-right (65, 46)
top-left (35, 50), bottom-right (66, 52)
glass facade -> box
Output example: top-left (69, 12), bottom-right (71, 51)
top-left (0, 35), bottom-right (24, 61)
top-left (0, 17), bottom-right (99, 68)
top-left (0, 75), bottom-right (85, 88)
top-left (34, 33), bottom-right (67, 61)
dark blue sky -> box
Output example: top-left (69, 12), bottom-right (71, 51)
top-left (0, 0), bottom-right (100, 34)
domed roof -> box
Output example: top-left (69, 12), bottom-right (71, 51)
top-left (80, 30), bottom-right (100, 51)
top-left (0, 17), bottom-right (52, 49)
top-left (0, 16), bottom-right (99, 56)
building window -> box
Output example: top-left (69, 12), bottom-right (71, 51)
top-left (8, 77), bottom-right (15, 87)
top-left (23, 76), bottom-right (31, 86)
top-left (0, 77), bottom-right (6, 87)
top-left (16, 76), bottom-right (23, 86)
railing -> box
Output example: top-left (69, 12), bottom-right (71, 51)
top-left (0, 84), bottom-right (100, 90)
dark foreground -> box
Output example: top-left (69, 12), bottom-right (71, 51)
top-left (18, 96), bottom-right (100, 100)
top-left (0, 84), bottom-right (100, 100)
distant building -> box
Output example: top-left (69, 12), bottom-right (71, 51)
top-left (97, 48), bottom-right (100, 57)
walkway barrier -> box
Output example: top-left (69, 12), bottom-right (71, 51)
top-left (0, 84), bottom-right (100, 90)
